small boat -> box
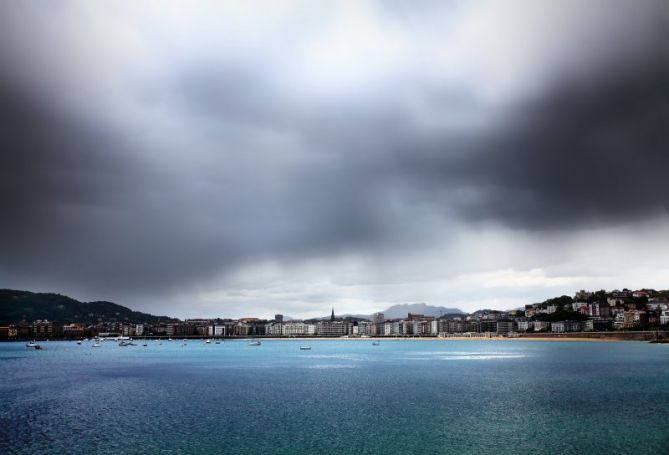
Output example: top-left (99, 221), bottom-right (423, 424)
top-left (248, 340), bottom-right (261, 346)
top-left (25, 341), bottom-right (42, 350)
top-left (205, 339), bottom-right (211, 344)
top-left (372, 341), bottom-right (380, 346)
top-left (215, 340), bottom-right (221, 344)
top-left (168, 338), bottom-right (173, 342)
top-left (142, 342), bottom-right (148, 347)
top-left (118, 341), bottom-right (130, 346)
top-left (76, 340), bottom-right (82, 345)
top-left (299, 346), bottom-right (311, 350)
top-left (92, 342), bottom-right (101, 348)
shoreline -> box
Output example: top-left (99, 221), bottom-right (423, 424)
top-left (4, 330), bottom-right (666, 343)
top-left (257, 336), bottom-right (627, 342)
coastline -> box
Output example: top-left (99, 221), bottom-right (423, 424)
top-left (256, 336), bottom-right (635, 342)
top-left (5, 330), bottom-right (665, 343)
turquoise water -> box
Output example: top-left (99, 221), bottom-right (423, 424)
top-left (1, 339), bottom-right (668, 454)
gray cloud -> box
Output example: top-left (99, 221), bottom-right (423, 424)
top-left (1, 1), bottom-right (668, 316)
top-left (401, 45), bottom-right (669, 229)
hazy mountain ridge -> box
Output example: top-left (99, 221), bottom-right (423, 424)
top-left (1, 289), bottom-right (464, 323)
top-left (380, 303), bottom-right (464, 319)
top-left (0, 289), bottom-right (175, 324)
top-left (336, 303), bottom-right (464, 320)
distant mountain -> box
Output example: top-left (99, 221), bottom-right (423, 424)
top-left (380, 303), bottom-right (464, 319)
top-left (0, 289), bottom-right (175, 324)
top-left (332, 303), bottom-right (464, 321)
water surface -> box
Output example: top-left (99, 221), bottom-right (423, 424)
top-left (1, 339), bottom-right (668, 454)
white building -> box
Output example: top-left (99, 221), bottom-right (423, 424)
top-left (207, 325), bottom-right (226, 337)
top-left (533, 321), bottom-right (550, 332)
top-left (282, 322), bottom-right (308, 336)
top-left (516, 321), bottom-right (532, 332)
top-left (265, 323), bottom-right (283, 336)
top-left (661, 310), bottom-right (669, 325)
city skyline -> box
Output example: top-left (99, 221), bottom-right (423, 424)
top-left (1, 285), bottom-right (665, 323)
top-left (2, 1), bottom-right (668, 319)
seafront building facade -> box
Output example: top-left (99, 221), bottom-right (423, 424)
top-left (2, 288), bottom-right (669, 340)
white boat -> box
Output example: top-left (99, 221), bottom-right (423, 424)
top-left (299, 346), bottom-right (311, 350)
top-left (215, 340), bottom-right (221, 344)
top-left (25, 341), bottom-right (42, 350)
top-left (76, 340), bottom-right (82, 345)
top-left (118, 341), bottom-right (130, 346)
top-left (248, 340), bottom-right (261, 346)
top-left (168, 338), bottom-right (173, 342)
top-left (205, 339), bottom-right (211, 344)
top-left (92, 343), bottom-right (101, 348)
top-left (372, 341), bottom-right (380, 346)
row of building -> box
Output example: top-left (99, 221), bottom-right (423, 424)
top-left (2, 289), bottom-right (669, 339)
top-left (3, 309), bottom-right (668, 340)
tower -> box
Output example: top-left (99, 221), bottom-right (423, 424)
top-left (331, 308), bottom-right (335, 322)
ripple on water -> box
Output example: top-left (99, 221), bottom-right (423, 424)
top-left (1, 340), bottom-right (668, 455)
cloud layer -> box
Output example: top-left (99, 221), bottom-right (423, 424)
top-left (1, 1), bottom-right (668, 317)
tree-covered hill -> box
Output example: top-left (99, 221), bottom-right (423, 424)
top-left (0, 289), bottom-right (176, 324)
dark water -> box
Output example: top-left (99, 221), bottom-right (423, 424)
top-left (1, 339), bottom-right (668, 454)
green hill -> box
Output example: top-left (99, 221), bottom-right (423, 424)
top-left (0, 289), bottom-right (176, 324)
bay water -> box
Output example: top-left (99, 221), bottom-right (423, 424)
top-left (1, 339), bottom-right (668, 454)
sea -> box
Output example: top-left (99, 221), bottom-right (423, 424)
top-left (1, 339), bottom-right (668, 454)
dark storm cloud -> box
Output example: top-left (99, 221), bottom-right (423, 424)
top-left (0, 88), bottom-right (248, 298)
top-left (401, 43), bottom-right (669, 229)
top-left (0, 85), bottom-right (134, 257)
top-left (0, 63), bottom-right (405, 301)
top-left (1, 0), bottom-right (668, 313)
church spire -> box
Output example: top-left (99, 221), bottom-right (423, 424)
top-left (331, 308), bottom-right (335, 321)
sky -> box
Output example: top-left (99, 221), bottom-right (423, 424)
top-left (1, 0), bottom-right (668, 319)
